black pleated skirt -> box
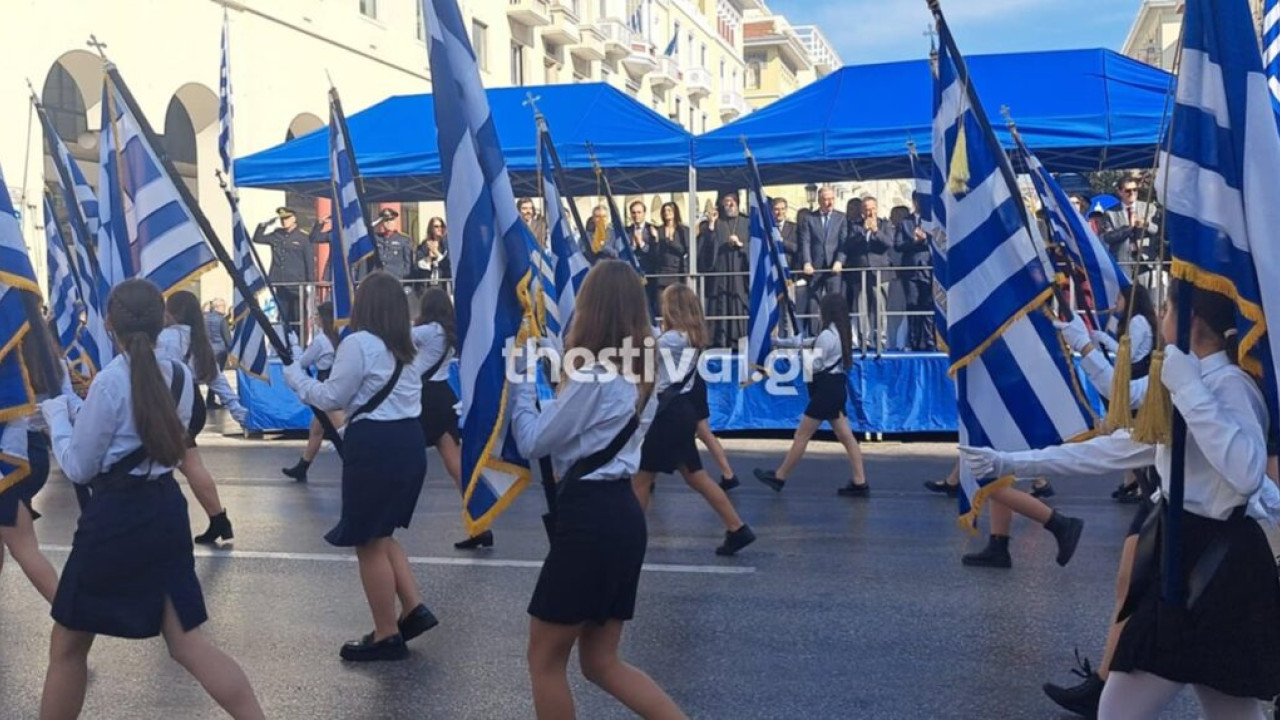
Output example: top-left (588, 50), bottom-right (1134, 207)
top-left (1112, 505), bottom-right (1280, 700)
top-left (690, 374), bottom-right (711, 421)
top-left (804, 371), bottom-right (848, 421)
top-left (529, 479), bottom-right (647, 626)
top-left (52, 474), bottom-right (207, 638)
top-left (326, 418), bottom-right (427, 547)
top-left (0, 432), bottom-right (48, 526)
top-left (639, 395), bottom-right (702, 474)
top-left (419, 380), bottom-right (461, 446)
top-left (185, 391), bottom-right (207, 449)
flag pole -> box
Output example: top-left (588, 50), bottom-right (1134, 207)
top-left (741, 137), bottom-right (799, 337)
top-left (214, 169), bottom-right (282, 317)
top-left (328, 86), bottom-right (382, 272)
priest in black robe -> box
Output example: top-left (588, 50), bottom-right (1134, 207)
top-left (698, 189), bottom-right (750, 347)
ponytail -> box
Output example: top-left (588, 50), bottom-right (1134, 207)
top-left (166, 291), bottom-right (217, 382)
top-left (109, 280), bottom-right (188, 466)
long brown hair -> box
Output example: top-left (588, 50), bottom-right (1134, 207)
top-left (166, 291), bottom-right (217, 383)
top-left (21, 292), bottom-right (64, 394)
top-left (416, 287), bottom-right (457, 350)
top-left (317, 301), bottom-right (340, 349)
top-left (108, 279), bottom-right (187, 466)
top-left (564, 260), bottom-right (654, 408)
top-left (819, 293), bottom-right (853, 370)
top-left (351, 271), bottom-right (415, 363)
top-left (660, 284), bottom-right (708, 350)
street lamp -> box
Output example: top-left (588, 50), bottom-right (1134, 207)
top-left (804, 183), bottom-right (818, 209)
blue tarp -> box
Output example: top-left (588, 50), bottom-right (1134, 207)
top-left (234, 83), bottom-right (694, 201)
top-left (695, 48), bottom-right (1175, 188)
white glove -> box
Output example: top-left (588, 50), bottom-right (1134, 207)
top-left (1053, 316), bottom-right (1093, 354)
top-left (39, 396), bottom-right (73, 431)
top-left (231, 406), bottom-right (249, 426)
top-left (959, 445), bottom-right (1010, 480)
top-left (282, 360), bottom-right (308, 391)
top-left (1089, 330), bottom-right (1119, 353)
top-left (26, 406), bottom-right (48, 433)
top-left (1161, 345), bottom-right (1202, 391)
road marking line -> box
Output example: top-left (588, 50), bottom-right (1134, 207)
top-left (38, 545), bottom-right (756, 576)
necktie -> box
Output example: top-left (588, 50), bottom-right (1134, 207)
top-left (1126, 206), bottom-right (1134, 224)
top-left (822, 213), bottom-right (829, 231)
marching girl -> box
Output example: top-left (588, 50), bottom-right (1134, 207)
top-left (510, 260), bottom-right (685, 720)
top-left (632, 284), bottom-right (755, 556)
top-left (962, 284), bottom-right (1280, 719)
top-left (282, 301), bottom-right (342, 484)
top-left (0, 293), bottom-right (71, 604)
top-left (1092, 284), bottom-right (1159, 504)
top-left (38, 279), bottom-right (263, 719)
top-left (413, 288), bottom-right (491, 550)
top-left (754, 293), bottom-right (871, 497)
top-left (284, 272), bottom-right (437, 662)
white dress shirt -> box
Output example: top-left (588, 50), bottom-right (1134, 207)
top-left (295, 333), bottom-right (335, 373)
top-left (1093, 315), bottom-right (1153, 364)
top-left (412, 323), bottom-right (454, 382)
top-left (510, 364), bottom-right (656, 481)
top-left (1000, 351), bottom-right (1270, 522)
top-left (41, 351), bottom-right (196, 483)
top-left (284, 330), bottom-right (427, 423)
top-left (775, 324), bottom-right (845, 375)
top-left (156, 325), bottom-right (246, 420)
top-left (655, 330), bottom-right (698, 396)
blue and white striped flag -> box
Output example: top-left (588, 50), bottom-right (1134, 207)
top-left (98, 69), bottom-right (217, 294)
top-left (425, 0), bottom-right (540, 534)
top-left (910, 145), bottom-right (948, 351)
top-left (540, 132), bottom-right (589, 341)
top-left (1016, 140), bottom-right (1132, 314)
top-left (1160, 0), bottom-right (1280, 425)
top-left (1264, 0), bottom-right (1280, 115)
top-left (746, 150), bottom-right (796, 375)
top-left (43, 196), bottom-right (97, 380)
top-left (219, 16), bottom-right (270, 381)
top-left (932, 9), bottom-right (1095, 528)
top-left (599, 173), bottom-right (646, 278)
top-left (327, 88), bottom-right (377, 326)
top-left (0, 164), bottom-right (40, 494)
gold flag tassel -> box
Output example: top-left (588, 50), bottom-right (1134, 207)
top-left (946, 120), bottom-right (970, 195)
top-left (1131, 349), bottom-right (1172, 445)
top-left (1101, 333), bottom-right (1134, 433)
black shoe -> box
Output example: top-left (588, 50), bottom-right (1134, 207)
top-left (719, 475), bottom-right (740, 492)
top-left (454, 530), bottom-right (494, 550)
top-left (398, 604), bottom-right (440, 642)
top-left (193, 511), bottom-right (233, 545)
top-left (1045, 511), bottom-right (1084, 567)
top-left (924, 480), bottom-right (960, 497)
top-left (837, 481), bottom-right (870, 498)
top-left (753, 469), bottom-right (785, 492)
top-left (962, 535), bottom-right (1012, 569)
top-left (340, 633), bottom-right (408, 662)
top-left (282, 458), bottom-right (310, 483)
top-left (715, 525), bottom-right (756, 556)
top-left (1042, 650), bottom-right (1103, 718)
top-left (1031, 480), bottom-right (1056, 499)
top-left (1111, 481), bottom-right (1141, 504)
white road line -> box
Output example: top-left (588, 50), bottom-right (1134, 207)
top-left (38, 545), bottom-right (756, 576)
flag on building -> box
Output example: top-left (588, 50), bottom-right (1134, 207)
top-left (745, 149), bottom-right (797, 374)
top-left (327, 87), bottom-right (377, 326)
top-left (931, 7), bottom-right (1095, 528)
top-left (424, 0), bottom-right (542, 534)
top-left (98, 67), bottom-right (217, 294)
top-left (0, 164), bottom-right (41, 494)
top-left (539, 131), bottom-right (590, 342)
top-left (1160, 0), bottom-right (1280, 425)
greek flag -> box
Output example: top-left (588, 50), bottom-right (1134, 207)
top-left (599, 172), bottom-right (646, 277)
top-left (1160, 0), bottom-right (1280, 424)
top-left (910, 146), bottom-right (948, 351)
top-left (43, 196), bottom-right (96, 379)
top-left (98, 69), bottom-right (218, 294)
top-left (425, 0), bottom-right (540, 534)
top-left (746, 151), bottom-right (796, 374)
top-left (0, 164), bottom-right (39, 494)
top-left (219, 14), bottom-right (235, 187)
top-left (1265, 0), bottom-right (1280, 115)
top-left (932, 10), bottom-right (1095, 528)
top-left (1016, 140), bottom-right (1131, 314)
top-left (540, 132), bottom-right (589, 341)
top-left (328, 88), bottom-right (377, 326)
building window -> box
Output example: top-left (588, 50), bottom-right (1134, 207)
top-left (674, 96), bottom-right (682, 125)
top-left (359, 0), bottom-right (377, 19)
top-left (701, 112), bottom-right (707, 133)
top-left (719, 58), bottom-right (725, 83)
top-left (747, 62), bottom-right (761, 90)
top-left (473, 20), bottom-right (488, 70)
top-left (701, 44), bottom-right (707, 69)
top-left (511, 42), bottom-right (525, 85)
top-left (41, 63), bottom-right (87, 143)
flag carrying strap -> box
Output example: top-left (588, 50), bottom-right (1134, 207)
top-left (348, 361), bottom-right (404, 423)
top-left (656, 350), bottom-right (701, 415)
top-left (419, 349), bottom-right (450, 384)
top-left (553, 413), bottom-right (640, 499)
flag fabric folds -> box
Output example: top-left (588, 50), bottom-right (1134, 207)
top-left (910, 145), bottom-right (948, 351)
top-left (1159, 0), bottom-right (1280, 426)
top-left (931, 10), bottom-right (1095, 528)
top-left (539, 132), bottom-right (589, 342)
top-left (0, 164), bottom-right (40, 494)
top-left (745, 151), bottom-right (796, 373)
top-left (1265, 0), bottom-right (1280, 115)
top-left (598, 171), bottom-right (646, 277)
top-left (327, 88), bottom-right (377, 326)
top-left (43, 196), bottom-right (96, 380)
top-left (424, 0), bottom-right (541, 534)
top-left (98, 69), bottom-right (217, 295)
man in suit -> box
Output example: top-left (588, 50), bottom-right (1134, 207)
top-left (772, 197), bottom-right (803, 335)
top-left (894, 193), bottom-right (936, 351)
top-left (1101, 176), bottom-right (1159, 270)
top-left (847, 195), bottom-right (893, 352)
top-left (797, 187), bottom-right (848, 333)
top-left (627, 200), bottom-right (662, 315)
top-left (518, 197), bottom-right (548, 248)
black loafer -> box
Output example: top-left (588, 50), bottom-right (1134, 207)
top-left (340, 633), bottom-right (408, 662)
top-left (399, 604), bottom-right (440, 642)
top-left (719, 475), bottom-right (740, 491)
top-left (753, 469), bottom-right (785, 492)
top-left (715, 525), bottom-right (756, 556)
top-left (454, 530), bottom-right (494, 550)
top-left (836, 481), bottom-right (870, 498)
top-left (924, 480), bottom-right (960, 497)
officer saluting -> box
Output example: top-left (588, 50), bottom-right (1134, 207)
top-left (368, 208), bottom-right (413, 282)
top-left (251, 207), bottom-right (323, 334)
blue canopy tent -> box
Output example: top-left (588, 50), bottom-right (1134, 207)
top-left (694, 48), bottom-right (1174, 188)
top-left (234, 82), bottom-right (694, 201)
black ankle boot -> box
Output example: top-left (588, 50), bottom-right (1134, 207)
top-left (194, 511), bottom-right (234, 545)
top-left (282, 458), bottom-right (311, 483)
top-left (962, 535), bottom-right (1012, 568)
top-left (1044, 511), bottom-right (1084, 567)
top-left (1043, 650), bottom-right (1104, 718)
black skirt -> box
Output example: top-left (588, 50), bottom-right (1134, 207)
top-left (1112, 505), bottom-right (1280, 700)
top-left (419, 380), bottom-right (461, 446)
top-left (326, 418), bottom-right (427, 547)
top-left (0, 432), bottom-right (49, 526)
top-left (690, 374), bottom-right (711, 421)
top-left (804, 371), bottom-right (848, 421)
top-left (639, 395), bottom-right (702, 474)
top-left (52, 474), bottom-right (207, 638)
top-left (185, 391), bottom-right (207, 449)
top-left (529, 479), bottom-right (647, 626)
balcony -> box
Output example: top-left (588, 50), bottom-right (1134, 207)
top-left (650, 55), bottom-right (680, 89)
top-left (543, 3), bottom-right (580, 43)
top-left (720, 90), bottom-right (749, 121)
top-left (571, 24), bottom-right (608, 61)
top-left (597, 19), bottom-right (631, 58)
top-left (684, 66), bottom-right (711, 99)
top-left (622, 39), bottom-right (658, 76)
top-left (507, 0), bottom-right (551, 27)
